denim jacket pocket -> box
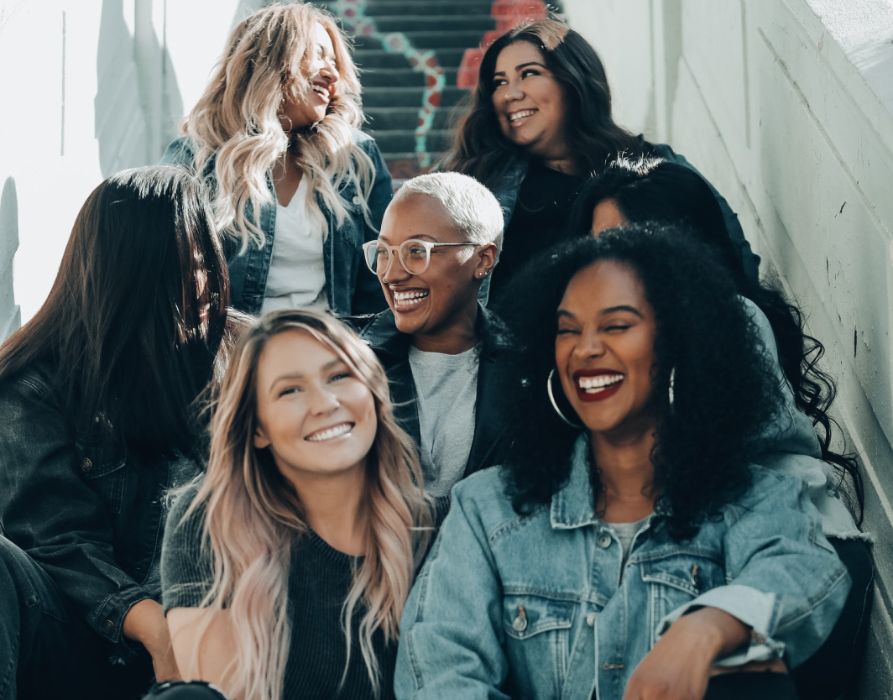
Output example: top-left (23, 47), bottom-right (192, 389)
top-left (76, 430), bottom-right (127, 515)
top-left (502, 593), bottom-right (575, 696)
top-left (639, 553), bottom-right (724, 647)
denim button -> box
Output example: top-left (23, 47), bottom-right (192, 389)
top-left (586, 612), bottom-right (597, 627)
top-left (597, 533), bottom-right (612, 549)
top-left (81, 457), bottom-right (93, 473)
top-left (512, 605), bottom-right (528, 632)
top-left (352, 195), bottom-right (361, 205)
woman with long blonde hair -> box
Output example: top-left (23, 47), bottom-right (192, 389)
top-left (156, 310), bottom-right (430, 700)
top-left (163, 3), bottom-right (392, 316)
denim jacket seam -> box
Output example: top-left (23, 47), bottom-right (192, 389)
top-left (774, 565), bottom-right (850, 634)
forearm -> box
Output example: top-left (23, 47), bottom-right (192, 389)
top-left (125, 599), bottom-right (180, 681)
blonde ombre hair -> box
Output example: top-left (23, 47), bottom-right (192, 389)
top-left (183, 3), bottom-right (375, 250)
top-left (184, 309), bottom-right (430, 699)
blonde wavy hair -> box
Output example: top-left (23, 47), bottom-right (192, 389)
top-left (183, 3), bottom-right (375, 251)
top-left (185, 309), bottom-right (430, 699)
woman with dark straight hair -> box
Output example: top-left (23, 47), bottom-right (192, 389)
top-left (443, 19), bottom-right (759, 299)
top-left (0, 166), bottom-right (229, 699)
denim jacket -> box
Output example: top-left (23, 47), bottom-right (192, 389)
top-left (487, 142), bottom-right (761, 285)
top-left (0, 365), bottom-right (201, 658)
top-left (395, 438), bottom-right (850, 700)
top-left (162, 130), bottom-right (391, 315)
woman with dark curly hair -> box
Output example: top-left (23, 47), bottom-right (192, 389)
top-left (569, 156), bottom-right (872, 700)
top-left (442, 19), bottom-right (759, 300)
top-left (394, 228), bottom-right (848, 700)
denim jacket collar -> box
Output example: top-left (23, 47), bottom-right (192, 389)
top-left (550, 435), bottom-right (601, 530)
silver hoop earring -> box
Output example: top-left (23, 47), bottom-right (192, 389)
top-left (547, 369), bottom-right (582, 429)
top-left (667, 367), bottom-right (676, 409)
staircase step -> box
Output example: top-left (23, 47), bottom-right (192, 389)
top-left (355, 46), bottom-right (469, 69)
top-left (362, 67), bottom-right (458, 87)
top-left (403, 30), bottom-right (490, 49)
top-left (363, 85), bottom-right (470, 107)
top-left (369, 129), bottom-right (454, 153)
top-left (365, 106), bottom-right (456, 130)
top-left (317, 0), bottom-right (493, 15)
top-left (371, 15), bottom-right (495, 32)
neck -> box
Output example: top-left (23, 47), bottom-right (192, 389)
top-left (411, 302), bottom-right (479, 354)
top-left (285, 465), bottom-right (368, 556)
top-left (542, 156), bottom-right (580, 175)
top-left (590, 421), bottom-right (657, 522)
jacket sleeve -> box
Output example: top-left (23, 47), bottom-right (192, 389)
top-left (655, 468), bottom-right (850, 668)
top-left (351, 136), bottom-right (391, 315)
top-left (653, 143), bottom-right (761, 284)
top-left (395, 484), bottom-right (510, 699)
top-left (0, 374), bottom-right (151, 644)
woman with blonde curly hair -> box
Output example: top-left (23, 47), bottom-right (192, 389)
top-left (163, 3), bottom-right (392, 316)
top-left (155, 310), bottom-right (431, 700)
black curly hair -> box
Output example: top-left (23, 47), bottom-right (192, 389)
top-left (500, 226), bottom-right (784, 539)
top-left (567, 156), bottom-right (863, 521)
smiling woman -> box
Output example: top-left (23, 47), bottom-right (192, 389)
top-left (162, 2), bottom-right (392, 316)
top-left (442, 19), bottom-right (761, 299)
top-left (395, 227), bottom-right (849, 700)
top-left (157, 310), bottom-right (430, 700)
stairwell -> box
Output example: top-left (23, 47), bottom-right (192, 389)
top-left (310, 0), bottom-right (559, 181)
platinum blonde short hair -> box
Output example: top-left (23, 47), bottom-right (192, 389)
top-left (394, 172), bottom-right (504, 253)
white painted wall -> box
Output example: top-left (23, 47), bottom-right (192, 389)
top-left (563, 1), bottom-right (893, 697)
top-left (0, 0), bottom-right (262, 332)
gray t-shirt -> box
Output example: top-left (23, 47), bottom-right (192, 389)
top-left (408, 345), bottom-right (479, 498)
top-left (609, 516), bottom-right (650, 574)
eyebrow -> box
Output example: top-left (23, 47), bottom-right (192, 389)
top-left (377, 234), bottom-right (439, 243)
top-left (268, 358), bottom-right (345, 391)
top-left (492, 61), bottom-right (548, 77)
top-left (557, 305), bottom-right (644, 320)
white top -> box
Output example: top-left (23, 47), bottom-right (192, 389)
top-left (408, 345), bottom-right (479, 498)
top-left (262, 178), bottom-right (328, 313)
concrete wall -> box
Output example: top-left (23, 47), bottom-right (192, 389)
top-left (0, 0), bottom-right (262, 333)
top-left (562, 0), bottom-right (893, 697)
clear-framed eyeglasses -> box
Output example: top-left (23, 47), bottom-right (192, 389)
top-left (362, 239), bottom-right (478, 276)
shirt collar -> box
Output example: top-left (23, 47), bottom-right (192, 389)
top-left (550, 435), bottom-right (601, 529)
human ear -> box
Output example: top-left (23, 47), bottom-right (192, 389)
top-left (474, 243), bottom-right (498, 279)
top-left (254, 426), bottom-right (271, 449)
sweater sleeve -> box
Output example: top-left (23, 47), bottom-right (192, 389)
top-left (160, 484), bottom-right (215, 612)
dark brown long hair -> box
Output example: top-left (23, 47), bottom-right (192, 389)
top-left (442, 19), bottom-right (644, 185)
top-left (0, 166), bottom-right (229, 456)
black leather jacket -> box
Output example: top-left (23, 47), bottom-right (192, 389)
top-left (0, 365), bottom-right (200, 657)
top-left (349, 305), bottom-right (518, 482)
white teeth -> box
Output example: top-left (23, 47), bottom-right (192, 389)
top-left (392, 289), bottom-right (429, 308)
top-left (305, 422), bottom-right (352, 442)
top-left (509, 109), bottom-right (536, 122)
top-left (577, 374), bottom-right (624, 392)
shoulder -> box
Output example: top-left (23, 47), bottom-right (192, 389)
top-left (164, 480), bottom-right (206, 545)
top-left (350, 129), bottom-right (383, 157)
top-left (0, 363), bottom-right (60, 415)
top-left (724, 464), bottom-right (807, 517)
top-left (451, 467), bottom-right (515, 521)
top-left (160, 137), bottom-right (197, 167)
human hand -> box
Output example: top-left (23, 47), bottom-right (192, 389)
top-left (123, 598), bottom-right (182, 682)
top-left (623, 607), bottom-right (750, 700)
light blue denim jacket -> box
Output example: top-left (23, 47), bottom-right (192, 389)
top-left (161, 130), bottom-right (391, 315)
top-left (395, 440), bottom-right (850, 700)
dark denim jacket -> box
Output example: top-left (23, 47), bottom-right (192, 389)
top-left (349, 305), bottom-right (519, 480)
top-left (162, 130), bottom-right (391, 315)
top-left (487, 142), bottom-right (762, 284)
top-left (0, 365), bottom-right (200, 652)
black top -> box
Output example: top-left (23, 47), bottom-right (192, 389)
top-left (489, 159), bottom-right (586, 301)
top-left (162, 486), bottom-right (396, 699)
